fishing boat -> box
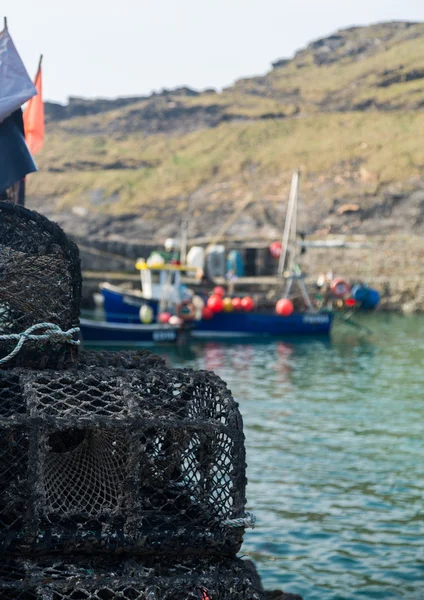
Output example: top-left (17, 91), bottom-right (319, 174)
top-left (80, 262), bottom-right (193, 346)
top-left (99, 273), bottom-right (332, 339)
top-left (97, 172), bottom-right (334, 340)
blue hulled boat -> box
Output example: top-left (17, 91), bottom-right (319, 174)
top-left (79, 317), bottom-right (181, 347)
top-left (98, 262), bottom-right (333, 340)
top-left (191, 310), bottom-right (332, 338)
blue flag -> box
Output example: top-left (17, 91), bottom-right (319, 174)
top-left (0, 110), bottom-right (37, 193)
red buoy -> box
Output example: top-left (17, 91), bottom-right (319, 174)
top-left (207, 294), bottom-right (224, 313)
top-left (202, 306), bottom-right (214, 320)
top-left (213, 285), bottom-right (226, 297)
top-left (232, 297), bottom-right (242, 310)
top-left (344, 297), bottom-right (356, 307)
top-left (276, 298), bottom-right (294, 317)
top-left (158, 312), bottom-right (171, 324)
top-left (269, 241), bottom-right (282, 259)
top-left (241, 296), bottom-right (255, 311)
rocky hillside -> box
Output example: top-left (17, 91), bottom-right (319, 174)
top-left (27, 21), bottom-right (424, 243)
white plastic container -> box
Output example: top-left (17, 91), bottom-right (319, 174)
top-left (206, 245), bottom-right (226, 279)
top-left (186, 246), bottom-right (205, 275)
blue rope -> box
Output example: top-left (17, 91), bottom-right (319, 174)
top-left (0, 322), bottom-right (80, 365)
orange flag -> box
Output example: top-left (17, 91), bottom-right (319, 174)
top-left (23, 58), bottom-right (44, 155)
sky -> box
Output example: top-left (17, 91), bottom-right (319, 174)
top-left (3, 0), bottom-right (424, 104)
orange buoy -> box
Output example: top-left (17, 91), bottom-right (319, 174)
top-left (241, 296), bottom-right (255, 311)
top-left (158, 312), bottom-right (171, 324)
top-left (232, 297), bottom-right (242, 310)
top-left (276, 298), bottom-right (294, 316)
top-left (202, 306), bottom-right (214, 320)
top-left (176, 300), bottom-right (196, 321)
top-left (213, 285), bottom-right (226, 297)
top-left (207, 294), bottom-right (224, 313)
top-left (222, 297), bottom-right (233, 312)
top-left (330, 278), bottom-right (351, 298)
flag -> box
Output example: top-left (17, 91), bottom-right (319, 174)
top-left (23, 58), bottom-right (44, 155)
top-left (0, 109), bottom-right (37, 195)
top-left (0, 26), bottom-right (37, 121)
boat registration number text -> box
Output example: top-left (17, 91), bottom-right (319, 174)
top-left (302, 314), bottom-right (330, 324)
top-left (153, 330), bottom-right (177, 342)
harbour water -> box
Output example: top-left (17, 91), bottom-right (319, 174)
top-left (150, 314), bottom-right (424, 599)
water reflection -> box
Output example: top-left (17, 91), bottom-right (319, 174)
top-left (163, 315), bottom-right (424, 600)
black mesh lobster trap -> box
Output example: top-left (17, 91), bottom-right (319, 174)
top-left (0, 201), bottom-right (81, 369)
top-left (0, 363), bottom-right (248, 558)
top-left (0, 555), bottom-right (265, 600)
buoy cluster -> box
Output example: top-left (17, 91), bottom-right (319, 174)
top-left (201, 286), bottom-right (256, 320)
top-left (157, 286), bottom-right (299, 324)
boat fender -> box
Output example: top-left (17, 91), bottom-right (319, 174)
top-left (139, 304), bottom-right (154, 324)
top-left (330, 278), bottom-right (351, 298)
top-left (176, 300), bottom-right (196, 321)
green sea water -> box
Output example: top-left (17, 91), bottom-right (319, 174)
top-left (153, 314), bottom-right (424, 599)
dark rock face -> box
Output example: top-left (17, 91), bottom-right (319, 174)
top-left (376, 68), bottom-right (424, 87)
top-left (44, 21), bottom-right (424, 133)
top-left (271, 58), bottom-right (290, 69)
top-left (292, 20), bottom-right (420, 68)
top-left (45, 87), bottom-right (201, 123)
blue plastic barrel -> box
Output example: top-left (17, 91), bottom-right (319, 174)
top-left (352, 285), bottom-right (380, 310)
top-left (227, 250), bottom-right (244, 277)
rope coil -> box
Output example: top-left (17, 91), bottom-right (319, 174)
top-left (222, 512), bottom-right (256, 529)
top-left (0, 322), bottom-right (80, 365)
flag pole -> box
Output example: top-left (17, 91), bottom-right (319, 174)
top-left (3, 17), bottom-right (7, 29)
top-left (38, 54), bottom-right (43, 72)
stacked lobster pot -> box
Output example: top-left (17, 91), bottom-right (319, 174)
top-left (0, 201), bottom-right (264, 599)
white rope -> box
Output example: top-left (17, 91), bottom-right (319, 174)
top-left (222, 512), bottom-right (256, 529)
top-left (0, 322), bottom-right (80, 365)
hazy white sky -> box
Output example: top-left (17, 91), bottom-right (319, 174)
top-left (3, 0), bottom-right (424, 103)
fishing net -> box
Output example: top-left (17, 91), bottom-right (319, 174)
top-left (0, 555), bottom-right (265, 599)
top-left (0, 201), bottom-right (81, 369)
top-left (0, 364), bottom-right (247, 557)
top-left (77, 349), bottom-right (167, 371)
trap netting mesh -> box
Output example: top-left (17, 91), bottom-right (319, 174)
top-left (0, 556), bottom-right (265, 599)
top-left (0, 201), bottom-right (81, 369)
top-left (77, 349), bottom-right (167, 371)
top-left (0, 363), bottom-right (247, 557)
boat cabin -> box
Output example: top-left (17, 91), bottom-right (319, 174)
top-left (135, 260), bottom-right (198, 305)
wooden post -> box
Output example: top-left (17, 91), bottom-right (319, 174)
top-left (180, 220), bottom-right (188, 265)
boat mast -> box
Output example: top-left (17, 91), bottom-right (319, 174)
top-left (277, 170), bottom-right (299, 277)
top-left (278, 171), bottom-right (314, 310)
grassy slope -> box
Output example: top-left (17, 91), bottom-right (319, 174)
top-left (28, 22), bottom-right (424, 238)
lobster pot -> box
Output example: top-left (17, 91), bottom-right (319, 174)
top-left (0, 556), bottom-right (265, 600)
top-left (0, 364), bottom-right (246, 558)
top-left (77, 348), bottom-right (167, 370)
top-left (0, 202), bottom-right (81, 369)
